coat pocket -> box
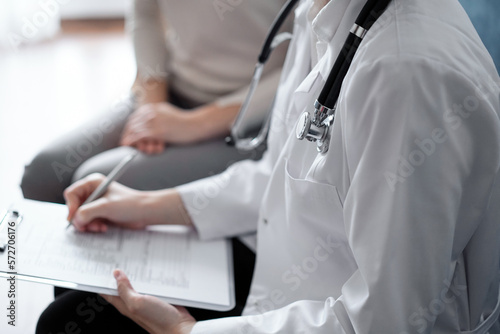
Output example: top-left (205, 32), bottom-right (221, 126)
top-left (283, 159), bottom-right (349, 249)
top-left (282, 159), bottom-right (356, 293)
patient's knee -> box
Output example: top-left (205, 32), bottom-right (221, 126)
top-left (20, 149), bottom-right (74, 203)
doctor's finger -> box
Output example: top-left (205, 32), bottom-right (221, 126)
top-left (64, 174), bottom-right (106, 221)
top-left (113, 269), bottom-right (161, 332)
top-left (72, 197), bottom-right (113, 229)
top-left (114, 270), bottom-right (144, 310)
top-left (81, 219), bottom-right (108, 233)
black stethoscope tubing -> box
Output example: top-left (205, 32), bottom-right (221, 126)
top-left (257, 0), bottom-right (300, 64)
top-left (319, 0), bottom-right (392, 112)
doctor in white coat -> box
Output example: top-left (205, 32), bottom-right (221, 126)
top-left (59, 0), bottom-right (500, 332)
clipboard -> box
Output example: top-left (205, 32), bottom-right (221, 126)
top-left (0, 199), bottom-right (235, 311)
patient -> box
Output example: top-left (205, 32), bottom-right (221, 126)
top-left (21, 0), bottom-right (290, 203)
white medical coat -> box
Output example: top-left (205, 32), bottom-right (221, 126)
top-left (178, 0), bottom-right (500, 332)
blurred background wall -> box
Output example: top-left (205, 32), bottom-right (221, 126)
top-left (459, 0), bottom-right (500, 73)
top-left (0, 3), bottom-right (134, 332)
top-left (0, 0), bottom-right (128, 51)
top-left (1, 0), bottom-right (498, 71)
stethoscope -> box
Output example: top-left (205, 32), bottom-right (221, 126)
top-left (226, 0), bottom-right (392, 154)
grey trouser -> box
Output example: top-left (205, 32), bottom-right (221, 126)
top-left (21, 96), bottom-right (262, 204)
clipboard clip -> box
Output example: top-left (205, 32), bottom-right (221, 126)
top-left (0, 209), bottom-right (23, 253)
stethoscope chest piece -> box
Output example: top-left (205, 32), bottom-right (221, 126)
top-left (295, 111), bottom-right (312, 140)
top-left (295, 104), bottom-right (335, 154)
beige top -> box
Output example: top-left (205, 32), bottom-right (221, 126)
top-left (128, 0), bottom-right (291, 122)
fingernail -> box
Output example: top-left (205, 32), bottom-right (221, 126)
top-left (114, 270), bottom-right (122, 279)
top-left (66, 210), bottom-right (73, 222)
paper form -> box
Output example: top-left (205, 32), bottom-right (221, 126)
top-left (0, 199), bottom-right (233, 310)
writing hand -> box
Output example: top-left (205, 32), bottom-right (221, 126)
top-left (64, 174), bottom-right (149, 232)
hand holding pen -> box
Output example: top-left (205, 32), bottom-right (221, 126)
top-left (64, 150), bottom-right (192, 232)
top-left (65, 151), bottom-right (144, 232)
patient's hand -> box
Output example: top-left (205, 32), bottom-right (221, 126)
top-left (120, 102), bottom-right (194, 154)
top-left (120, 100), bottom-right (241, 155)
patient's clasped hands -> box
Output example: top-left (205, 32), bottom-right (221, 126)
top-left (120, 102), bottom-right (195, 155)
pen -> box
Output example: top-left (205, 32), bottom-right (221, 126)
top-left (0, 210), bottom-right (19, 252)
top-left (0, 210), bottom-right (8, 252)
top-left (66, 150), bottom-right (139, 229)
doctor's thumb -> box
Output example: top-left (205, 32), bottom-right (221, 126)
top-left (114, 269), bottom-right (140, 306)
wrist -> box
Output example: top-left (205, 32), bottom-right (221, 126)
top-left (182, 107), bottom-right (213, 142)
top-left (131, 76), bottom-right (168, 106)
top-left (188, 103), bottom-right (239, 141)
top-left (141, 189), bottom-right (193, 227)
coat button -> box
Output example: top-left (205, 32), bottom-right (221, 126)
top-left (263, 218), bottom-right (268, 225)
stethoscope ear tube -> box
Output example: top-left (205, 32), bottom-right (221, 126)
top-left (227, 0), bottom-right (298, 151)
top-left (356, 0), bottom-right (393, 29)
top-left (258, 0), bottom-right (300, 64)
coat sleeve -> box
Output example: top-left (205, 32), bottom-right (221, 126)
top-left (176, 153), bottom-right (273, 241)
top-left (189, 55), bottom-right (500, 332)
top-left (127, 0), bottom-right (169, 80)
